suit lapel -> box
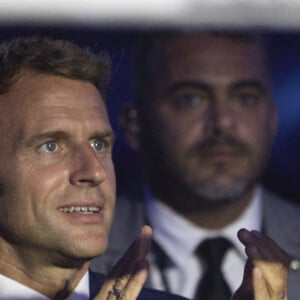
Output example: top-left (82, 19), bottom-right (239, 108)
top-left (89, 270), bottom-right (105, 299)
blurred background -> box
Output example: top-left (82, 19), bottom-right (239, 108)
top-left (0, 0), bottom-right (299, 202)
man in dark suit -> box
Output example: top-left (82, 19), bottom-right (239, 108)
top-left (91, 31), bottom-right (300, 300)
top-left (0, 36), bottom-right (188, 300)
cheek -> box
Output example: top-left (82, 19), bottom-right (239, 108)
top-left (0, 158), bottom-right (31, 210)
top-left (239, 117), bottom-right (274, 162)
top-left (243, 116), bottom-right (273, 144)
top-left (0, 171), bottom-right (35, 234)
top-left (104, 160), bottom-right (116, 195)
top-left (17, 162), bottom-right (67, 209)
top-left (95, 157), bottom-right (116, 202)
top-left (157, 112), bottom-right (182, 139)
top-left (100, 161), bottom-right (116, 229)
top-left (161, 116), bottom-right (200, 153)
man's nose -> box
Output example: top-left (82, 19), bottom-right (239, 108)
top-left (208, 98), bottom-right (236, 131)
top-left (69, 146), bottom-right (107, 187)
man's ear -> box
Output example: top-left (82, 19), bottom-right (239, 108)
top-left (119, 103), bottom-right (141, 151)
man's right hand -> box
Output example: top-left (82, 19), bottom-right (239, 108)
top-left (93, 225), bottom-right (152, 300)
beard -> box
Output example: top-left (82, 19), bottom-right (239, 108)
top-left (145, 129), bottom-right (267, 212)
top-left (149, 163), bottom-right (257, 213)
top-left (0, 182), bottom-right (4, 196)
top-left (182, 167), bottom-right (255, 209)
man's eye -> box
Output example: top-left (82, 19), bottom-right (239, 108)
top-left (91, 140), bottom-right (106, 152)
top-left (172, 92), bottom-right (206, 109)
top-left (39, 141), bottom-right (58, 153)
top-left (236, 93), bottom-right (260, 107)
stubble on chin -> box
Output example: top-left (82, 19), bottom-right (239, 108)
top-left (193, 163), bottom-right (261, 210)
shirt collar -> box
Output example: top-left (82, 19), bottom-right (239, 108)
top-left (145, 186), bottom-right (263, 268)
top-left (0, 271), bottom-right (90, 300)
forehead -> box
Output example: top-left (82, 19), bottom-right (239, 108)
top-left (154, 33), bottom-right (270, 84)
top-left (0, 73), bottom-right (111, 135)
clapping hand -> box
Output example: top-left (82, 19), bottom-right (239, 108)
top-left (93, 225), bottom-right (152, 300)
top-left (232, 229), bottom-right (289, 300)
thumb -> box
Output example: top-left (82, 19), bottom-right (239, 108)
top-left (232, 259), bottom-right (254, 300)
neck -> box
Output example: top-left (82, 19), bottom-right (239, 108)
top-left (152, 184), bottom-right (255, 229)
top-left (181, 190), bottom-right (254, 229)
top-left (0, 243), bottom-right (90, 299)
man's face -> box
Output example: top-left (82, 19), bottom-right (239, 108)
top-left (140, 34), bottom-right (276, 207)
top-left (0, 73), bottom-right (116, 265)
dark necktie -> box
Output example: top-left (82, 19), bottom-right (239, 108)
top-left (194, 237), bottom-right (232, 300)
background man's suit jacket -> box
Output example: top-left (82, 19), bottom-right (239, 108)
top-left (89, 271), bottom-right (189, 300)
top-left (91, 188), bottom-right (300, 300)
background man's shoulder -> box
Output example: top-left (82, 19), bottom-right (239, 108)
top-left (262, 188), bottom-right (300, 256)
top-left (263, 188), bottom-right (300, 218)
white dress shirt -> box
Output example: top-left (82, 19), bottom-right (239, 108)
top-left (0, 271), bottom-right (90, 299)
top-left (145, 186), bottom-right (263, 299)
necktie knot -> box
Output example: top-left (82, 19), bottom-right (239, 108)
top-left (196, 237), bottom-right (231, 268)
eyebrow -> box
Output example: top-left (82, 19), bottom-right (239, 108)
top-left (91, 131), bottom-right (116, 144)
top-left (25, 131), bottom-right (67, 147)
top-left (229, 79), bottom-right (268, 94)
top-left (165, 80), bottom-right (210, 96)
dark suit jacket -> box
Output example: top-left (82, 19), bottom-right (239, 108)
top-left (89, 270), bottom-right (189, 300)
top-left (91, 188), bottom-right (300, 300)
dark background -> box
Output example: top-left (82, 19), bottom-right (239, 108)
top-left (1, 25), bottom-right (299, 203)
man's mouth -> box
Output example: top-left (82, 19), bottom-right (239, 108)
top-left (58, 206), bottom-right (100, 214)
top-left (207, 146), bottom-right (240, 155)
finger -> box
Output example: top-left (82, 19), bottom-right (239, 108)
top-left (93, 226), bottom-right (152, 300)
top-left (238, 229), bottom-right (268, 263)
top-left (253, 260), bottom-right (287, 298)
top-left (252, 267), bottom-right (270, 300)
top-left (241, 259), bottom-right (255, 291)
top-left (238, 229), bottom-right (289, 266)
top-left (231, 259), bottom-right (254, 300)
top-left (105, 261), bottom-right (148, 300)
top-left (253, 266), bottom-right (288, 300)
top-left (109, 225), bottom-right (152, 278)
top-left (244, 230), bottom-right (287, 262)
top-left (250, 231), bottom-right (289, 264)
top-left (108, 227), bottom-right (151, 300)
top-left (121, 259), bottom-right (149, 299)
top-left (242, 232), bottom-right (288, 294)
top-left (238, 229), bottom-right (289, 298)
